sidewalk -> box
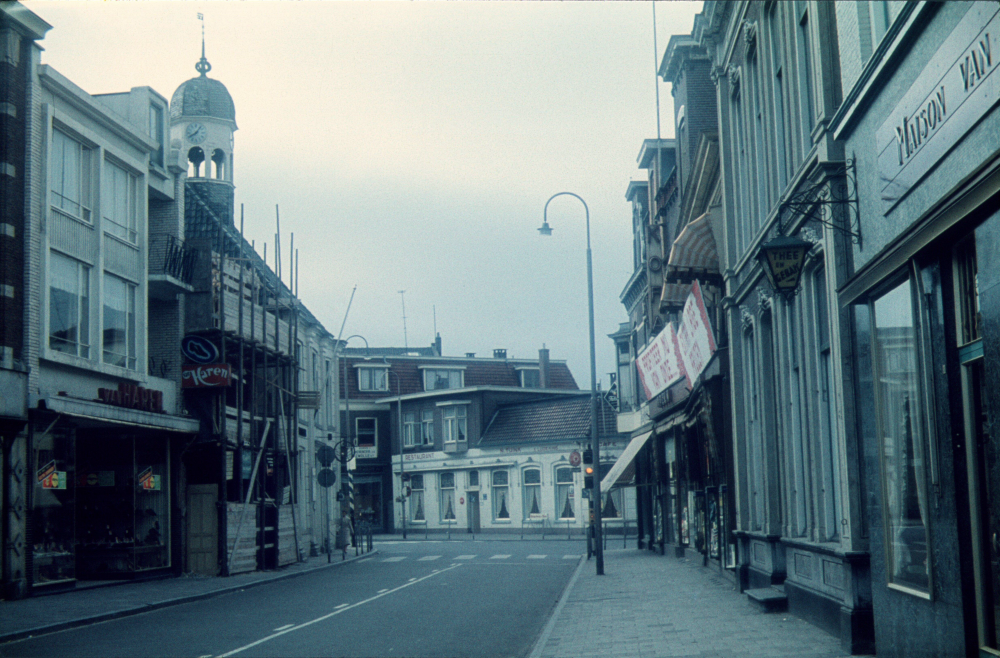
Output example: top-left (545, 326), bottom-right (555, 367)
top-left (531, 548), bottom-right (871, 658)
top-left (0, 549), bottom-right (376, 644)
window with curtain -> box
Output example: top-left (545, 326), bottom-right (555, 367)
top-left (555, 467), bottom-right (575, 519)
top-left (103, 159), bottom-right (138, 243)
top-left (522, 468), bottom-right (541, 519)
top-left (443, 406), bottom-right (467, 444)
top-left (420, 410), bottom-right (434, 446)
top-left (409, 473), bottom-right (425, 522)
top-left (439, 472), bottom-right (456, 522)
top-left (51, 128), bottom-right (92, 222)
top-left (872, 277), bottom-right (930, 593)
top-left (358, 367), bottom-right (388, 392)
top-left (423, 369), bottom-right (463, 390)
top-left (49, 251), bottom-right (90, 358)
top-left (492, 470), bottom-right (510, 520)
top-left (102, 273), bottom-right (136, 369)
top-left (403, 413), bottom-right (418, 448)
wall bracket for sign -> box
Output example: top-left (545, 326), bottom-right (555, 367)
top-left (777, 158), bottom-right (862, 248)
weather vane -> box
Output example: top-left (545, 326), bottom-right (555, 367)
top-left (195, 12), bottom-right (211, 76)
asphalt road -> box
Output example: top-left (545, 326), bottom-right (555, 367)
top-left (1, 539), bottom-right (585, 658)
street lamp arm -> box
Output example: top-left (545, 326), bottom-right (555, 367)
top-left (541, 193), bottom-right (591, 250)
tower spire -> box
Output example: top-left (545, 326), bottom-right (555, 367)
top-left (195, 12), bottom-right (211, 77)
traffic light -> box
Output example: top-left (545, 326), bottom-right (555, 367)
top-left (583, 448), bottom-right (594, 489)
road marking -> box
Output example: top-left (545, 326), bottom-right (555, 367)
top-left (490, 554), bottom-right (511, 560)
top-left (563, 554), bottom-right (582, 559)
top-left (418, 555), bottom-right (441, 561)
top-left (382, 556), bottom-right (405, 562)
top-left (272, 624), bottom-right (294, 632)
top-left (527, 555), bottom-right (547, 559)
top-left (454, 554), bottom-right (476, 560)
top-left (218, 565), bottom-right (461, 657)
top-left (377, 589), bottom-right (388, 593)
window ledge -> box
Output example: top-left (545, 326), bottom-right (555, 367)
top-left (492, 519), bottom-right (512, 524)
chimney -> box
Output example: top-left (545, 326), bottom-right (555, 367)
top-left (493, 348), bottom-right (507, 359)
top-left (538, 346), bottom-right (550, 388)
top-left (433, 333), bottom-right (442, 356)
top-left (465, 352), bottom-right (476, 358)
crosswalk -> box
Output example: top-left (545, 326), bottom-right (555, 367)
top-left (381, 554), bottom-right (581, 563)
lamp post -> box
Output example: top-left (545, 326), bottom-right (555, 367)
top-left (538, 192), bottom-right (604, 576)
top-left (385, 366), bottom-right (406, 539)
top-left (340, 334), bottom-right (368, 548)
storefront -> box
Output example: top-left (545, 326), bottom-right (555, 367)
top-left (835, 3), bottom-right (1000, 654)
top-left (28, 392), bottom-right (197, 591)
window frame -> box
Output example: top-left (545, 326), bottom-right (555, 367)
top-left (439, 472), bottom-right (457, 523)
top-left (442, 405), bottom-right (468, 445)
top-left (48, 251), bottom-right (91, 359)
top-left (420, 409), bottom-right (434, 446)
top-left (50, 127), bottom-right (93, 223)
top-left (102, 272), bottom-right (137, 370)
top-left (356, 365), bottom-right (389, 392)
top-left (491, 469), bottom-right (510, 521)
top-left (409, 473), bottom-right (425, 523)
top-left (422, 368), bottom-right (464, 391)
top-left (403, 412), bottom-right (418, 448)
top-left (555, 466), bottom-right (575, 520)
top-left (522, 467), bottom-right (542, 520)
top-left (102, 157), bottom-right (139, 244)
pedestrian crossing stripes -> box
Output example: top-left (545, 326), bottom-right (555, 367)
top-left (563, 554), bottom-right (582, 559)
top-left (418, 555), bottom-right (442, 561)
top-left (527, 555), bottom-right (547, 559)
top-left (382, 556), bottom-right (406, 562)
top-left (490, 554), bottom-right (511, 559)
top-left (455, 555), bottom-right (477, 560)
top-left (380, 553), bottom-right (580, 563)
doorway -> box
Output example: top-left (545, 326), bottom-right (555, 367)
top-left (186, 484), bottom-right (217, 575)
top-left (467, 491), bottom-right (480, 533)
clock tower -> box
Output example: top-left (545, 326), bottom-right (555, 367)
top-left (170, 39), bottom-right (237, 231)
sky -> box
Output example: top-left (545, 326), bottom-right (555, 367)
top-left (30, 0), bottom-right (703, 390)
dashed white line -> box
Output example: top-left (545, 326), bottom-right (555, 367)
top-left (273, 624), bottom-right (294, 632)
top-left (455, 554), bottom-right (477, 560)
top-left (218, 565), bottom-right (461, 657)
top-left (563, 554), bottom-right (582, 559)
top-left (418, 555), bottom-right (442, 561)
top-left (377, 589), bottom-right (388, 594)
top-left (382, 556), bottom-right (406, 562)
top-left (490, 554), bottom-right (511, 560)
top-left (527, 555), bottom-right (547, 559)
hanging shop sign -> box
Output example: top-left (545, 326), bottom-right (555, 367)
top-left (677, 280), bottom-right (717, 388)
top-left (98, 382), bottom-right (165, 413)
top-left (138, 467), bottom-right (161, 491)
top-left (877, 3), bottom-right (999, 208)
top-left (181, 363), bottom-right (233, 388)
top-left (181, 334), bottom-right (220, 364)
top-left (355, 446), bottom-right (377, 460)
top-left (636, 321), bottom-right (686, 400)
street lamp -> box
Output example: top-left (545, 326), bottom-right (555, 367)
top-left (538, 191), bottom-right (604, 576)
top-left (384, 365), bottom-right (406, 539)
top-left (340, 334), bottom-right (368, 548)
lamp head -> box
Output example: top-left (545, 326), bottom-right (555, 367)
top-left (537, 221), bottom-right (552, 236)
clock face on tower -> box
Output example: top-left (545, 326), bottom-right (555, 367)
top-left (186, 123), bottom-right (207, 144)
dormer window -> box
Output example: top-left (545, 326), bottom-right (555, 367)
top-left (517, 367), bottom-right (540, 388)
top-left (356, 365), bottom-right (388, 392)
top-left (421, 367), bottom-right (464, 390)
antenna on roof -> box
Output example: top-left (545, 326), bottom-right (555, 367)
top-left (399, 290), bottom-right (408, 348)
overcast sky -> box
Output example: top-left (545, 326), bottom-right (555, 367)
top-left (31, 0), bottom-right (703, 389)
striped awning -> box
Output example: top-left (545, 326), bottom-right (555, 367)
top-left (660, 281), bottom-right (691, 309)
top-left (667, 213), bottom-right (719, 282)
top-left (599, 430), bottom-right (652, 491)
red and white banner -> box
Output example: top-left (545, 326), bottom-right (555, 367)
top-left (636, 322), bottom-right (686, 400)
top-left (677, 280), bottom-right (717, 387)
top-left (181, 363), bottom-right (233, 388)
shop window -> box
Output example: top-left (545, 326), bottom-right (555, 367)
top-left (403, 412), bottom-right (418, 448)
top-left (492, 470), bottom-right (510, 520)
top-left (32, 428), bottom-right (76, 587)
top-left (102, 273), bottom-right (137, 370)
top-left (51, 127), bottom-right (92, 222)
top-left (871, 276), bottom-right (931, 594)
top-left (49, 251), bottom-right (91, 358)
top-left (555, 467), bottom-right (575, 519)
top-left (522, 468), bottom-right (541, 519)
top-left (442, 406), bottom-right (467, 445)
top-left (439, 472), bottom-right (456, 522)
top-left (409, 473), bottom-right (425, 522)
top-left (102, 159), bottom-right (138, 243)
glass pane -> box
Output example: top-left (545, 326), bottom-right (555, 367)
top-left (556, 468), bottom-right (574, 484)
top-left (873, 278), bottom-right (930, 591)
top-left (103, 274), bottom-right (129, 367)
top-left (492, 470), bottom-right (508, 486)
top-left (440, 472), bottom-right (454, 488)
top-left (49, 253), bottom-right (80, 354)
top-left (523, 469), bottom-right (541, 485)
top-left (410, 474), bottom-right (423, 490)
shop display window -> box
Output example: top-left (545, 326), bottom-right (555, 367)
top-left (32, 428), bottom-right (76, 587)
top-left (75, 433), bottom-right (170, 577)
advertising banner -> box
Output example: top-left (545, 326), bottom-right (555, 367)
top-left (182, 363), bottom-right (233, 388)
top-left (677, 280), bottom-right (717, 387)
top-left (635, 322), bottom-right (686, 400)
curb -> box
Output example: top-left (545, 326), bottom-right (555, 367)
top-left (527, 554), bottom-right (587, 658)
top-left (0, 550), bottom-right (378, 645)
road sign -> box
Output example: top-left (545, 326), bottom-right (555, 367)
top-left (316, 444), bottom-right (337, 467)
top-left (181, 334), bottom-right (220, 364)
top-left (317, 468), bottom-right (337, 487)
top-left (569, 450), bottom-right (581, 467)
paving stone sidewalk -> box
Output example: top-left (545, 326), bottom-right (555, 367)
top-left (0, 549), bottom-right (376, 644)
top-left (532, 548), bottom-right (870, 658)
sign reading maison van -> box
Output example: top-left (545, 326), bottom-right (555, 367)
top-left (877, 3), bottom-right (999, 208)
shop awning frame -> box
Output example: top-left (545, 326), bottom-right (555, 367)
top-left (666, 213), bottom-right (722, 285)
top-left (599, 430), bottom-right (653, 491)
top-left (38, 396), bottom-right (200, 433)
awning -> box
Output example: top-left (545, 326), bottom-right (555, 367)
top-left (660, 281), bottom-right (691, 309)
top-left (38, 396), bottom-right (200, 433)
top-left (667, 213), bottom-right (719, 282)
top-left (599, 430), bottom-right (652, 491)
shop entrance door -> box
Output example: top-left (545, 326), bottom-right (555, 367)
top-left (186, 485), bottom-right (217, 575)
top-left (467, 492), bottom-right (480, 533)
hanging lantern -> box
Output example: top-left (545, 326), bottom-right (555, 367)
top-left (756, 234), bottom-right (812, 297)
